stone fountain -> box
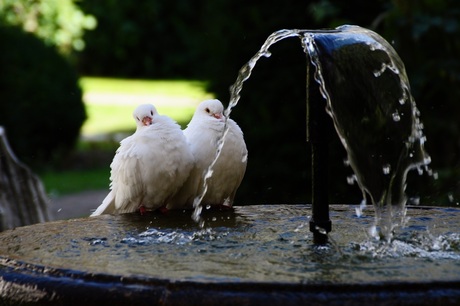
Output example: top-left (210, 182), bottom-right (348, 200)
top-left (0, 26), bottom-right (459, 305)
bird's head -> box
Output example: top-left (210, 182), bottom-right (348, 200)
top-left (133, 104), bottom-right (158, 128)
top-left (196, 99), bottom-right (225, 121)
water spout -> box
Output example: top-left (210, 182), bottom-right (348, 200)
top-left (305, 25), bottom-right (431, 241)
top-left (194, 25), bottom-right (430, 244)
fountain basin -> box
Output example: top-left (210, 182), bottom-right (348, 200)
top-left (0, 205), bottom-right (459, 305)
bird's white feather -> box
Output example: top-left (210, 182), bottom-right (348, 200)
top-left (167, 99), bottom-right (247, 209)
top-left (91, 104), bottom-right (193, 216)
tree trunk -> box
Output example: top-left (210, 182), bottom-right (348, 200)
top-left (0, 126), bottom-right (51, 231)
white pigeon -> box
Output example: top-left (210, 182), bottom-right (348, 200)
top-left (91, 104), bottom-right (194, 216)
top-left (167, 99), bottom-right (247, 210)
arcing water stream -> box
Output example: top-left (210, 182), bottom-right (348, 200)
top-left (195, 25), bottom-right (432, 241)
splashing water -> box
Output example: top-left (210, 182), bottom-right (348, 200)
top-left (303, 25), bottom-right (431, 241)
top-left (1, 205), bottom-right (459, 283)
top-left (193, 25), bottom-right (432, 242)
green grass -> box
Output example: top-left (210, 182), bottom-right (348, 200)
top-left (80, 77), bottom-right (213, 135)
top-left (80, 77), bottom-right (211, 97)
top-left (41, 168), bottom-right (111, 196)
top-left (83, 104), bottom-right (196, 134)
top-left (40, 77), bottom-right (214, 196)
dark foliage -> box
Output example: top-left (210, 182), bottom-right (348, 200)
top-left (0, 26), bottom-right (86, 169)
top-left (76, 1), bottom-right (205, 78)
top-left (377, 0), bottom-right (460, 205)
top-left (75, 0), bottom-right (460, 205)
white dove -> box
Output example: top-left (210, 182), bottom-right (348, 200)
top-left (167, 99), bottom-right (247, 210)
top-left (91, 104), bottom-right (194, 216)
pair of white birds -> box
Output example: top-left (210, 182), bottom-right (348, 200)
top-left (91, 99), bottom-right (247, 216)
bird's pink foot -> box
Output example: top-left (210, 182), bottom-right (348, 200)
top-left (218, 204), bottom-right (233, 211)
top-left (139, 205), bottom-right (147, 215)
top-left (157, 206), bottom-right (169, 214)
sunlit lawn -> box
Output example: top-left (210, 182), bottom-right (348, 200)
top-left (41, 168), bottom-right (110, 196)
top-left (41, 77), bottom-right (214, 196)
top-left (80, 77), bottom-right (213, 134)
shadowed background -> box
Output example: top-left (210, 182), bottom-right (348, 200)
top-left (0, 0), bottom-right (459, 207)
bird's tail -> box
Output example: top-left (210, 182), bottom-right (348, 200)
top-left (90, 191), bottom-right (115, 216)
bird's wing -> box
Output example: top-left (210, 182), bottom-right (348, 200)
top-left (225, 120), bottom-right (248, 204)
top-left (183, 122), bottom-right (223, 205)
top-left (110, 136), bottom-right (145, 213)
top-left (202, 119), bottom-right (247, 205)
top-left (149, 121), bottom-right (195, 209)
top-left (166, 163), bottom-right (200, 209)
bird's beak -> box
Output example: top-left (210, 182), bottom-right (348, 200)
top-left (142, 116), bottom-right (153, 126)
top-left (213, 113), bottom-right (223, 120)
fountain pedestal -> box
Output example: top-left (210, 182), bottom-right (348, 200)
top-left (0, 205), bottom-right (459, 305)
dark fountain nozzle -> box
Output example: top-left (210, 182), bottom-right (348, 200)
top-left (307, 59), bottom-right (332, 245)
top-left (304, 25), bottom-right (431, 244)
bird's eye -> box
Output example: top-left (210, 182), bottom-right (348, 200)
top-left (136, 116), bottom-right (140, 121)
top-left (150, 110), bottom-right (153, 116)
top-left (205, 107), bottom-right (210, 113)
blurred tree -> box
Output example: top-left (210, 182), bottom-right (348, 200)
top-left (0, 26), bottom-right (86, 169)
top-left (77, 1), bottom-right (203, 77)
top-left (0, 1), bottom-right (90, 170)
top-left (0, 0), bottom-right (96, 54)
top-left (73, 0), bottom-right (459, 205)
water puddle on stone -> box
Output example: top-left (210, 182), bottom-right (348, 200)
top-left (0, 205), bottom-right (458, 284)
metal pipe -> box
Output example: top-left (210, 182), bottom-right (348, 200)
top-left (306, 60), bottom-right (332, 244)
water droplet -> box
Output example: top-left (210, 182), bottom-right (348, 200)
top-left (382, 164), bottom-right (391, 175)
top-left (423, 155), bottom-right (431, 164)
top-left (206, 205), bottom-right (211, 210)
top-left (355, 199), bottom-right (367, 217)
top-left (369, 226), bottom-right (379, 239)
top-left (315, 226), bottom-right (328, 235)
top-left (204, 169), bottom-right (214, 180)
top-left (355, 207), bottom-right (362, 217)
top-left (373, 63), bottom-right (386, 77)
top-left (392, 111), bottom-right (401, 122)
top-left (347, 175), bottom-right (356, 185)
top-left (409, 197), bottom-right (420, 205)
top-left (294, 222), bottom-right (306, 232)
top-left (415, 167), bottom-right (422, 175)
top-left (88, 238), bottom-right (108, 246)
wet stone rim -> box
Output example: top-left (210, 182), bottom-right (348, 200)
top-left (1, 255), bottom-right (460, 305)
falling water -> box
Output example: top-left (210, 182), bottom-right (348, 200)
top-left (302, 25), bottom-right (431, 241)
top-left (192, 29), bottom-right (302, 224)
top-left (193, 25), bottom-right (431, 241)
